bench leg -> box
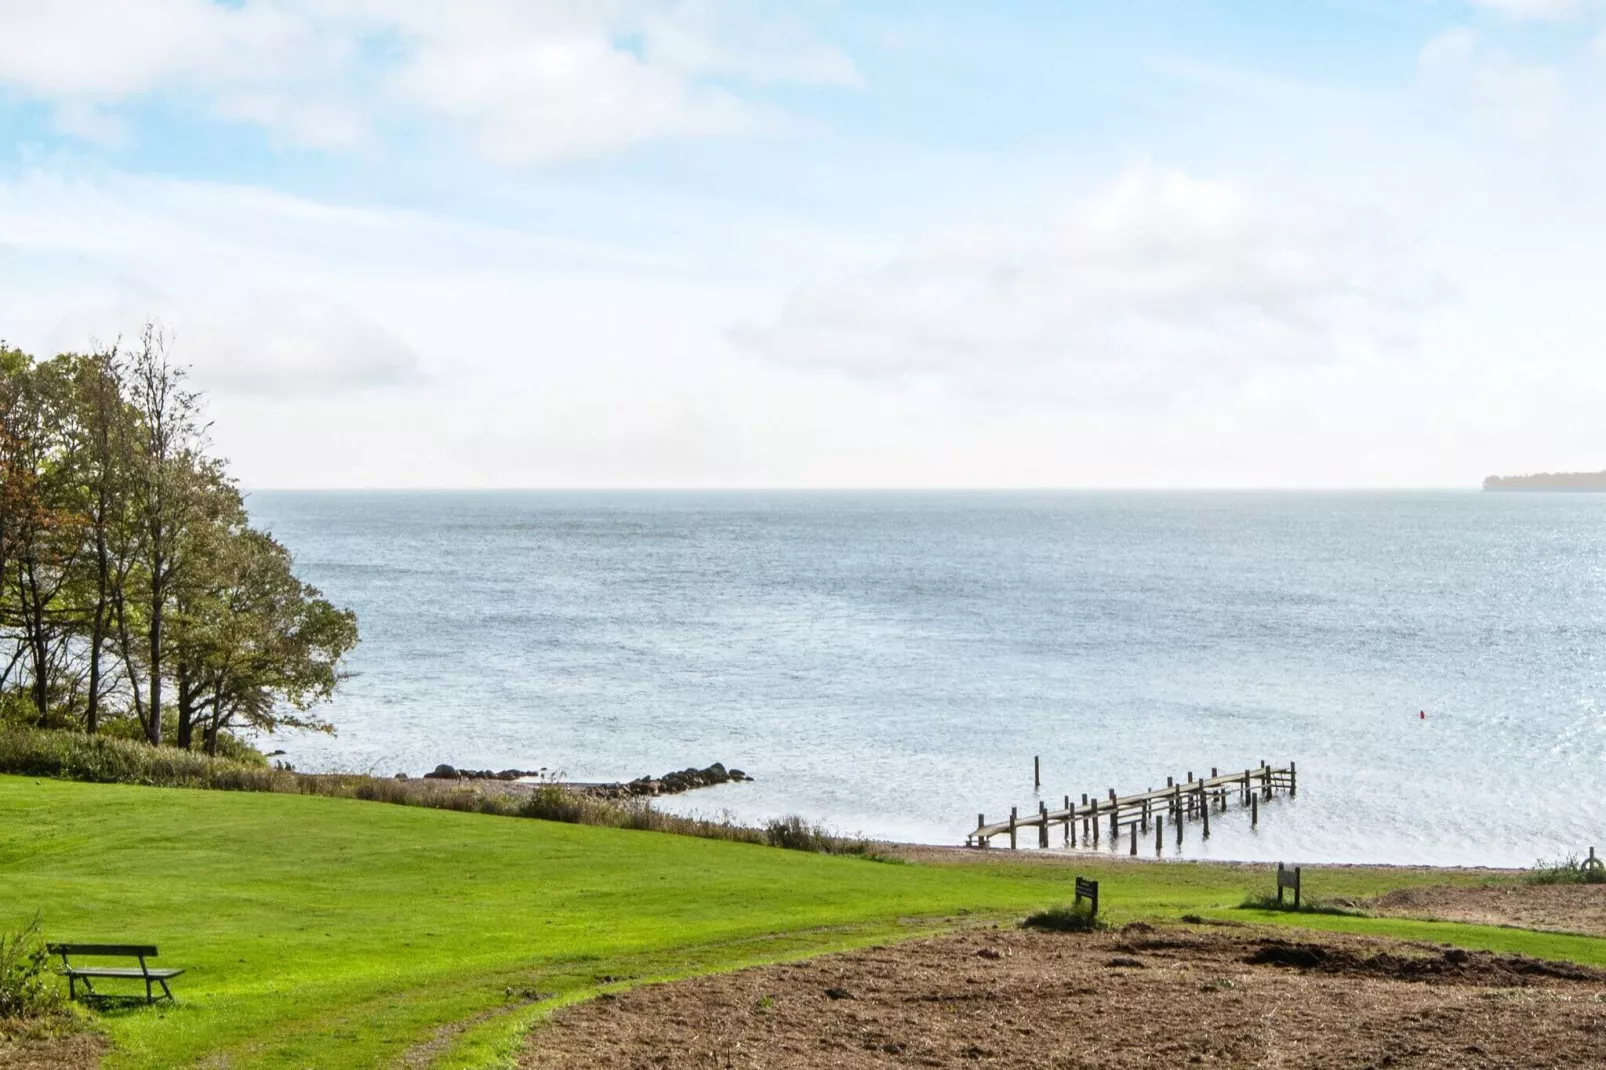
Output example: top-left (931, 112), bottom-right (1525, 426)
top-left (68, 975), bottom-right (76, 1001)
top-left (146, 977), bottom-right (154, 1005)
top-left (159, 978), bottom-right (174, 1002)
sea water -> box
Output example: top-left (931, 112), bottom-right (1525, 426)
top-left (244, 491), bottom-right (1606, 867)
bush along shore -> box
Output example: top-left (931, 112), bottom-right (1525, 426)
top-left (0, 726), bottom-right (875, 856)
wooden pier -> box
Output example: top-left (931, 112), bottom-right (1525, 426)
top-left (966, 761), bottom-right (1296, 852)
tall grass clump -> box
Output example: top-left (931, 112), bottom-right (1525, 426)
top-left (1528, 854), bottom-right (1606, 885)
top-left (1237, 893), bottom-right (1368, 917)
top-left (763, 814), bottom-right (886, 857)
top-left (1021, 903), bottom-right (1106, 932)
top-left (0, 728), bottom-right (290, 793)
top-left (0, 916), bottom-right (63, 1020)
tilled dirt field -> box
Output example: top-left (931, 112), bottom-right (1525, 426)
top-left (520, 924), bottom-right (1606, 1069)
top-left (1367, 883), bottom-right (1606, 938)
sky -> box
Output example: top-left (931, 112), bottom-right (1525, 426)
top-left (1, 0), bottom-right (1605, 489)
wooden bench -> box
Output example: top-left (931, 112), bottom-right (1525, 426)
top-left (46, 944), bottom-right (183, 1004)
top-left (1075, 876), bottom-right (1099, 917)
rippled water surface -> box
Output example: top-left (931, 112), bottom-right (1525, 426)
top-left (245, 491), bottom-right (1606, 865)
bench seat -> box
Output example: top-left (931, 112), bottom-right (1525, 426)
top-left (61, 966), bottom-right (184, 980)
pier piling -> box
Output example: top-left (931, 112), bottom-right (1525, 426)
top-left (968, 760), bottom-right (1297, 853)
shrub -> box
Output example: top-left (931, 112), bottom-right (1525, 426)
top-left (763, 814), bottom-right (881, 856)
top-left (764, 815), bottom-right (832, 852)
top-left (0, 916), bottom-right (63, 1019)
top-left (1021, 903), bottom-right (1105, 932)
top-left (1528, 855), bottom-right (1606, 885)
top-left (518, 784), bottom-right (593, 824)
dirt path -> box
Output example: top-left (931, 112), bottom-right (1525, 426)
top-left (520, 924), bottom-right (1606, 1069)
top-left (1367, 883), bottom-right (1606, 938)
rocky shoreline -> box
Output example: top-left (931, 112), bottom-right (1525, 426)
top-left (421, 761), bottom-right (751, 799)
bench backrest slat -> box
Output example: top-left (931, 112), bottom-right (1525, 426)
top-left (46, 944), bottom-right (159, 957)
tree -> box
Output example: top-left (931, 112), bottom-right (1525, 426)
top-left (0, 324), bottom-right (357, 755)
top-left (124, 326), bottom-right (207, 746)
top-left (63, 346), bottom-right (139, 735)
top-left (0, 344), bottom-right (34, 703)
top-left (172, 524), bottom-right (357, 755)
top-left (0, 355), bottom-right (87, 724)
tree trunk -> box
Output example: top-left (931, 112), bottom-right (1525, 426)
top-left (147, 548), bottom-right (163, 747)
top-left (113, 589), bottom-right (147, 738)
top-left (22, 561), bottom-right (49, 724)
top-left (84, 504), bottom-right (111, 735)
top-left (176, 662), bottom-right (195, 750)
top-left (85, 603), bottom-right (105, 734)
top-left (204, 692), bottom-right (224, 757)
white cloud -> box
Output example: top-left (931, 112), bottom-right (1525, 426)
top-left (736, 166), bottom-right (1439, 402)
top-left (1419, 27), bottom-right (1567, 137)
top-left (1466, 0), bottom-right (1584, 20)
top-left (180, 296), bottom-right (424, 397)
top-left (0, 1), bottom-right (857, 160)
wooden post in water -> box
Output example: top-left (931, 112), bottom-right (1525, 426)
top-left (1038, 802), bottom-right (1049, 848)
top-left (1009, 806), bottom-right (1018, 849)
top-left (1175, 806), bottom-right (1184, 847)
top-left (1251, 794), bottom-right (1259, 828)
top-left (1243, 770), bottom-right (1251, 806)
top-left (1109, 798), bottom-right (1118, 844)
top-left (1289, 760), bottom-right (1297, 798)
top-left (1155, 816), bottom-right (1163, 856)
top-left (977, 813), bottom-right (985, 849)
top-left (1129, 823), bottom-right (1138, 855)
top-left (1064, 795), bottom-right (1072, 846)
top-left (1034, 755), bottom-right (1041, 790)
top-left (1141, 796), bottom-right (1149, 831)
top-left (1091, 800), bottom-right (1099, 846)
top-left (1201, 786), bottom-right (1210, 839)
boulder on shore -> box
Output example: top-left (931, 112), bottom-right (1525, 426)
top-left (420, 761), bottom-right (751, 796)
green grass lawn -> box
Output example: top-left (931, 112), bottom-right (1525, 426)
top-left (4, 775), bottom-right (1603, 1070)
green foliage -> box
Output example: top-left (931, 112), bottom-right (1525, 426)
top-left (1528, 855), bottom-right (1606, 885)
top-left (0, 915), bottom-right (63, 1019)
top-left (0, 330), bottom-right (357, 753)
top-left (1020, 902), bottom-right (1106, 932)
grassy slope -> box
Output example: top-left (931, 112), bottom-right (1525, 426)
top-left (4, 776), bottom-right (1602, 1070)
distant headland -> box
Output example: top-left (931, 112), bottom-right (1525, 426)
top-left (1483, 471), bottom-right (1606, 492)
